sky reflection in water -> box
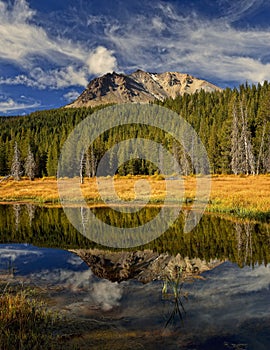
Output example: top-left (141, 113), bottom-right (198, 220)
top-left (0, 243), bottom-right (269, 349)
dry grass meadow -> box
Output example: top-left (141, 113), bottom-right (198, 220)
top-left (0, 174), bottom-right (270, 219)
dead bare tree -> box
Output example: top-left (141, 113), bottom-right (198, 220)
top-left (231, 100), bottom-right (255, 175)
top-left (90, 144), bottom-right (96, 177)
top-left (11, 142), bottom-right (22, 181)
top-left (239, 101), bottom-right (255, 175)
top-left (26, 203), bottom-right (36, 227)
top-left (13, 204), bottom-right (21, 231)
top-left (0, 174), bottom-right (11, 183)
top-left (25, 146), bottom-right (36, 180)
top-left (79, 149), bottom-right (85, 184)
top-left (85, 151), bottom-right (91, 178)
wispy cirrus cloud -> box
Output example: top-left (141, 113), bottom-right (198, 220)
top-left (0, 247), bottom-right (42, 261)
top-left (98, 1), bottom-right (270, 84)
top-left (217, 0), bottom-right (266, 22)
top-left (0, 97), bottom-right (40, 113)
top-left (1, 0), bottom-right (270, 96)
top-left (0, 0), bottom-right (118, 89)
top-left (0, 0), bottom-right (83, 67)
top-left (0, 66), bottom-right (88, 90)
top-left (63, 90), bottom-right (81, 102)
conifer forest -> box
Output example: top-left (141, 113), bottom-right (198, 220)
top-left (0, 81), bottom-right (270, 178)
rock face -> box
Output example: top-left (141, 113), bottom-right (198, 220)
top-left (70, 249), bottom-right (222, 283)
top-left (66, 70), bottom-right (222, 108)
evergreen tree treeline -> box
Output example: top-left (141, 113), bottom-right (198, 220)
top-left (0, 81), bottom-right (270, 177)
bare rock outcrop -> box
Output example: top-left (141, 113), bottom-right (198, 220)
top-left (66, 70), bottom-right (221, 108)
top-left (69, 249), bottom-right (222, 283)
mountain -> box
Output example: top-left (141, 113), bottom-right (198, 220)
top-left (66, 70), bottom-right (222, 108)
top-left (70, 249), bottom-right (222, 283)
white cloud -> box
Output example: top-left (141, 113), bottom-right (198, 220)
top-left (0, 98), bottom-right (40, 113)
top-left (30, 66), bottom-right (89, 89)
top-left (6, 0), bottom-right (35, 23)
top-left (217, 0), bottom-right (266, 21)
top-left (0, 0), bottom-right (86, 67)
top-left (26, 268), bottom-right (93, 291)
top-left (184, 263), bottom-right (270, 334)
top-left (196, 263), bottom-right (270, 300)
top-left (152, 17), bottom-right (166, 32)
top-left (92, 280), bottom-right (122, 311)
top-left (0, 66), bottom-right (88, 89)
top-left (20, 265), bottom-right (122, 311)
top-left (67, 254), bottom-right (85, 266)
top-left (63, 90), bottom-right (81, 102)
top-left (86, 46), bottom-right (118, 76)
top-left (102, 2), bottom-right (270, 84)
top-left (0, 52), bottom-right (117, 89)
top-left (1, 0), bottom-right (270, 92)
top-left (0, 248), bottom-right (42, 261)
top-left (0, 0), bottom-right (117, 89)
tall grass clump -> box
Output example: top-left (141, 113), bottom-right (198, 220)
top-left (0, 285), bottom-right (60, 350)
top-left (162, 268), bottom-right (188, 328)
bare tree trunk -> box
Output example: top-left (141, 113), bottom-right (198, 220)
top-left (80, 206), bottom-right (88, 236)
top-left (244, 222), bottom-right (253, 264)
top-left (90, 144), bottom-right (96, 177)
top-left (26, 203), bottom-right (36, 227)
top-left (0, 174), bottom-right (11, 183)
top-left (25, 146), bottom-right (36, 180)
top-left (85, 151), bottom-right (91, 178)
top-left (240, 101), bottom-right (255, 175)
top-left (79, 150), bottom-right (85, 184)
top-left (235, 222), bottom-right (243, 256)
top-left (11, 141), bottom-right (22, 181)
top-left (13, 204), bottom-right (21, 231)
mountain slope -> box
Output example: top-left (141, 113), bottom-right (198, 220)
top-left (66, 70), bottom-right (222, 108)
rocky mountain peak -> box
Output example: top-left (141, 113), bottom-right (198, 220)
top-left (69, 249), bottom-right (222, 283)
top-left (66, 70), bottom-right (222, 108)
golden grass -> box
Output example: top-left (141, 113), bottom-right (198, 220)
top-left (0, 175), bottom-right (270, 219)
top-left (0, 177), bottom-right (59, 203)
top-left (0, 284), bottom-right (60, 349)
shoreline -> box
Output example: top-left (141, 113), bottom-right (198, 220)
top-left (0, 175), bottom-right (270, 221)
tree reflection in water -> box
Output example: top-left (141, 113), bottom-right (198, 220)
top-left (0, 204), bottom-right (269, 267)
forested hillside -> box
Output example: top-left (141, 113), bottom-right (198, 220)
top-left (157, 81), bottom-right (270, 175)
top-left (0, 81), bottom-right (269, 177)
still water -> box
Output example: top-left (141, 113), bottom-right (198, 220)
top-left (0, 204), bottom-right (269, 349)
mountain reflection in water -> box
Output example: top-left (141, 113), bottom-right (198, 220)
top-left (0, 204), bottom-right (269, 349)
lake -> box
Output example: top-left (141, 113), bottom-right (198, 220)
top-left (0, 204), bottom-right (269, 349)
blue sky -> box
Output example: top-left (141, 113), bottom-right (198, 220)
top-left (0, 0), bottom-right (270, 115)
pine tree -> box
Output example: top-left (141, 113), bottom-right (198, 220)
top-left (0, 139), bottom-right (7, 176)
top-left (256, 87), bottom-right (270, 173)
top-left (231, 101), bottom-right (243, 174)
top-left (46, 144), bottom-right (59, 177)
